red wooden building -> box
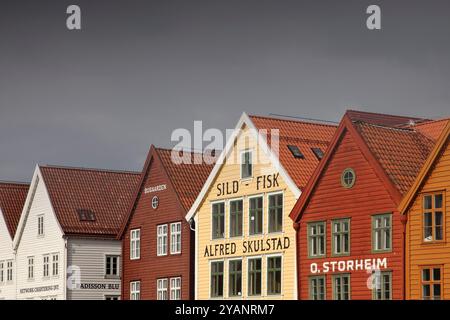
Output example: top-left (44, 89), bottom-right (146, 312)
top-left (118, 146), bottom-right (213, 300)
top-left (289, 110), bottom-right (445, 300)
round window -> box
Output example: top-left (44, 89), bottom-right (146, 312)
top-left (152, 196), bottom-right (159, 209)
top-left (341, 168), bottom-right (356, 189)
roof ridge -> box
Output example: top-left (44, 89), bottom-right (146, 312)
top-left (39, 164), bottom-right (140, 175)
top-left (0, 181), bottom-right (30, 187)
top-left (414, 117), bottom-right (450, 127)
top-left (157, 147), bottom-right (211, 156)
top-left (356, 121), bottom-right (417, 133)
top-left (347, 109), bottom-right (426, 121)
top-left (248, 114), bottom-right (338, 128)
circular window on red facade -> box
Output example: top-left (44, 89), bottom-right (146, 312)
top-left (341, 168), bottom-right (356, 189)
top-left (152, 196), bottom-right (159, 209)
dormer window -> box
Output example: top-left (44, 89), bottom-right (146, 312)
top-left (288, 145), bottom-right (304, 159)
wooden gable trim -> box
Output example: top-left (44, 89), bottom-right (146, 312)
top-left (398, 121), bottom-right (450, 215)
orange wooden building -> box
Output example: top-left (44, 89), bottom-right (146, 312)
top-left (399, 119), bottom-right (450, 300)
top-left (289, 110), bottom-right (446, 300)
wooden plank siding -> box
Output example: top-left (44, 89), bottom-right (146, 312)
top-left (406, 138), bottom-right (450, 299)
top-left (298, 129), bottom-right (404, 300)
top-left (121, 155), bottom-right (193, 300)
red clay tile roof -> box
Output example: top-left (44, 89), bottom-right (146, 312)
top-left (414, 118), bottom-right (450, 141)
top-left (156, 148), bottom-right (215, 212)
top-left (354, 122), bottom-right (436, 195)
top-left (249, 115), bottom-right (337, 189)
top-left (39, 166), bottom-right (140, 237)
top-left (346, 110), bottom-right (428, 127)
top-left (0, 182), bottom-right (29, 238)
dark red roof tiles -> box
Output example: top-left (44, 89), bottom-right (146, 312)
top-left (39, 166), bottom-right (140, 237)
top-left (156, 148), bottom-right (215, 212)
top-left (354, 122), bottom-right (436, 195)
top-left (0, 182), bottom-right (29, 238)
top-left (249, 115), bottom-right (337, 189)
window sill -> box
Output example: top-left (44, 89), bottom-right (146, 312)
top-left (421, 240), bottom-right (446, 245)
top-left (371, 249), bottom-right (393, 254)
top-left (104, 275), bottom-right (120, 280)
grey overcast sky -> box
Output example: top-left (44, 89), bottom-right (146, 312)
top-left (1, 0), bottom-right (450, 181)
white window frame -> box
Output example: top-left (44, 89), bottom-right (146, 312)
top-left (130, 229), bottom-right (141, 260)
top-left (246, 256), bottom-right (263, 297)
top-left (157, 278), bottom-right (168, 300)
top-left (0, 261), bottom-right (4, 284)
top-left (105, 255), bottom-right (120, 277)
top-left (170, 277), bottom-right (182, 300)
top-left (52, 253), bottom-right (59, 277)
top-left (267, 191), bottom-right (284, 234)
top-left (43, 255), bottom-right (50, 278)
top-left (157, 224), bottom-right (168, 256)
top-left (170, 222), bottom-right (182, 254)
top-left (37, 215), bottom-right (44, 236)
top-left (266, 254), bottom-right (283, 296)
top-left (130, 281), bottom-right (140, 300)
top-left (6, 260), bottom-right (13, 283)
top-left (248, 194), bottom-right (264, 236)
top-left (240, 149), bottom-right (253, 180)
top-left (28, 256), bottom-right (34, 280)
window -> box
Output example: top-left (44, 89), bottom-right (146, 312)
top-left (268, 193), bottom-right (283, 233)
top-left (249, 196), bottom-right (263, 235)
top-left (105, 255), bottom-right (119, 277)
top-left (210, 261), bottom-right (224, 298)
top-left (105, 295), bottom-right (120, 300)
top-left (423, 193), bottom-right (444, 242)
top-left (37, 215), bottom-right (44, 236)
top-left (52, 254), bottom-right (59, 277)
top-left (152, 196), bottom-right (159, 209)
top-left (130, 281), bottom-right (140, 300)
top-left (170, 222), bottom-right (182, 254)
top-left (28, 257), bottom-right (34, 280)
top-left (76, 209), bottom-right (96, 221)
top-left (130, 229), bottom-right (140, 260)
top-left (422, 267), bottom-right (442, 300)
top-left (0, 261), bottom-right (4, 283)
top-left (332, 219), bottom-right (350, 256)
top-left (332, 274), bottom-right (350, 300)
top-left (372, 271), bottom-right (392, 300)
top-left (157, 278), bottom-right (168, 300)
top-left (311, 147), bottom-right (324, 160)
top-left (212, 202), bottom-right (225, 239)
top-left (241, 150), bottom-right (253, 179)
top-left (248, 258), bottom-right (262, 296)
top-left (287, 145), bottom-right (304, 159)
top-left (228, 260), bottom-right (242, 297)
top-left (229, 200), bottom-right (243, 237)
top-left (6, 261), bottom-right (13, 282)
top-left (308, 222), bottom-right (326, 257)
top-left (310, 276), bottom-right (326, 300)
top-left (372, 214), bottom-right (392, 252)
top-left (341, 168), bottom-right (356, 189)
top-left (43, 255), bottom-right (50, 278)
top-left (170, 277), bottom-right (182, 300)
top-left (157, 224), bottom-right (168, 256)
top-left (267, 256), bottom-right (282, 295)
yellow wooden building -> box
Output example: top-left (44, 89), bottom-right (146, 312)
top-left (399, 119), bottom-right (450, 299)
top-left (186, 112), bottom-right (336, 299)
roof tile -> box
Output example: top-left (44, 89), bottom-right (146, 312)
top-left (0, 182), bottom-right (29, 238)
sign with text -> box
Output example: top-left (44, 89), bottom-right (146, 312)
top-left (310, 258), bottom-right (388, 274)
top-left (216, 173), bottom-right (280, 197)
top-left (204, 236), bottom-right (290, 257)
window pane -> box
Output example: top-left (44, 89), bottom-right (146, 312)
top-left (424, 195), bottom-right (432, 210)
top-left (423, 284), bottom-right (431, 300)
top-left (422, 269), bottom-right (430, 281)
top-left (433, 268), bottom-right (441, 281)
top-left (433, 284), bottom-right (441, 299)
top-left (434, 194), bottom-right (443, 209)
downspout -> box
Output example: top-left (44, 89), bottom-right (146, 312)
top-left (63, 236), bottom-right (68, 300)
top-left (293, 221), bottom-right (301, 300)
top-left (400, 214), bottom-right (408, 300)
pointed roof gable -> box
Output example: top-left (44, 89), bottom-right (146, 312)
top-left (290, 110), bottom-right (446, 223)
top-left (39, 165), bottom-right (140, 237)
top-left (118, 146), bottom-right (214, 239)
top-left (399, 119), bottom-right (450, 215)
top-left (186, 112), bottom-right (337, 221)
top-left (0, 182), bottom-right (29, 238)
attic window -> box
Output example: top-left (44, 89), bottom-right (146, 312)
top-left (287, 145), bottom-right (304, 159)
top-left (77, 209), bottom-right (96, 222)
top-left (311, 147), bottom-right (324, 160)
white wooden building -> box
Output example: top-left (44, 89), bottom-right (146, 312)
top-left (12, 165), bottom-right (139, 300)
